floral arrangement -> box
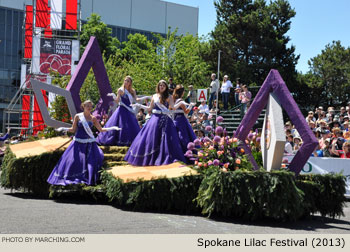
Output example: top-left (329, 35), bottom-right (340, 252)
top-left (185, 116), bottom-right (254, 173)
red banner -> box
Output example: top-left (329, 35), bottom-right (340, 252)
top-left (21, 95), bottom-right (30, 135)
top-left (33, 90), bottom-right (48, 135)
top-left (44, 7), bottom-right (52, 38)
top-left (24, 5), bottom-right (33, 59)
top-left (66, 0), bottom-right (77, 30)
top-left (36, 0), bottom-right (49, 28)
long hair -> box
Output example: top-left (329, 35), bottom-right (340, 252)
top-left (156, 80), bottom-right (169, 104)
top-left (173, 84), bottom-right (185, 101)
top-left (122, 76), bottom-right (133, 92)
top-left (80, 100), bottom-right (94, 110)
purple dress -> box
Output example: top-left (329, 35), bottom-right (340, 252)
top-left (47, 121), bottom-right (104, 186)
top-left (124, 102), bottom-right (186, 166)
top-left (173, 104), bottom-right (196, 153)
top-left (96, 93), bottom-right (140, 146)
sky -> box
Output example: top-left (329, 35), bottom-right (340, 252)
top-left (166, 0), bottom-right (350, 74)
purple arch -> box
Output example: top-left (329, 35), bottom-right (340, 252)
top-left (236, 69), bottom-right (318, 175)
top-left (66, 36), bottom-right (113, 119)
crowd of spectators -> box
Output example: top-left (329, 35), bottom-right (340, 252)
top-left (284, 104), bottom-right (350, 158)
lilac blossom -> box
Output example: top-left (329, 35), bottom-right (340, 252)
top-left (187, 142), bottom-right (195, 150)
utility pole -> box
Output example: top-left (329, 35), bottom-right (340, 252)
top-left (215, 50), bottom-right (221, 119)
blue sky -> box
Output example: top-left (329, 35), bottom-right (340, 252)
top-left (166, 0), bottom-right (350, 73)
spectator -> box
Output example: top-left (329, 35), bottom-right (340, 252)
top-left (239, 85), bottom-right (252, 114)
top-left (343, 130), bottom-right (350, 140)
top-left (208, 73), bottom-right (219, 110)
top-left (306, 111), bottom-right (316, 123)
top-left (0, 128), bottom-right (11, 142)
top-left (314, 106), bottom-right (323, 120)
top-left (338, 106), bottom-right (347, 117)
top-left (284, 135), bottom-right (293, 154)
top-left (198, 100), bottom-right (209, 115)
top-left (322, 138), bottom-right (332, 157)
top-left (234, 78), bottom-right (241, 107)
top-left (0, 128), bottom-right (11, 157)
top-left (293, 136), bottom-right (302, 153)
top-left (220, 75), bottom-right (233, 111)
top-left (185, 85), bottom-right (197, 104)
top-left (343, 121), bottom-right (349, 132)
top-left (168, 78), bottom-right (176, 95)
top-left (319, 129), bottom-right (331, 149)
top-left (331, 140), bottom-right (350, 158)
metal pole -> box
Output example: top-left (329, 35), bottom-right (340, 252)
top-left (215, 50), bottom-right (221, 119)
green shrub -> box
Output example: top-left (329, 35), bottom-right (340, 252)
top-left (1, 148), bottom-right (64, 196)
top-left (196, 169), bottom-right (305, 221)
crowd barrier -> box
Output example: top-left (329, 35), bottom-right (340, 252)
top-left (284, 155), bottom-right (350, 197)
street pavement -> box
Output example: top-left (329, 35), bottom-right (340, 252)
top-left (0, 187), bottom-right (349, 234)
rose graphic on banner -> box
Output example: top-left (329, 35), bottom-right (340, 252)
top-left (39, 39), bottom-right (72, 75)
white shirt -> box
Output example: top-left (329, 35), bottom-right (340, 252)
top-left (210, 79), bottom-right (219, 93)
top-left (199, 104), bottom-right (209, 114)
top-left (284, 142), bottom-right (293, 154)
top-left (221, 80), bottom-right (233, 93)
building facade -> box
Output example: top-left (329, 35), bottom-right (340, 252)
top-left (0, 0), bottom-right (199, 131)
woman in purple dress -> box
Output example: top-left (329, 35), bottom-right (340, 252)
top-left (97, 76), bottom-right (141, 146)
top-left (172, 85), bottom-right (196, 154)
top-left (124, 80), bottom-right (186, 166)
top-left (47, 100), bottom-right (119, 186)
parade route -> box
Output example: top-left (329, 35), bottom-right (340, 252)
top-left (1, 187), bottom-right (349, 234)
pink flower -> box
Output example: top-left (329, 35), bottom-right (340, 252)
top-left (194, 139), bottom-right (201, 146)
top-left (205, 126), bottom-right (212, 132)
top-left (235, 159), bottom-right (241, 165)
top-left (187, 142), bottom-right (195, 150)
top-left (213, 136), bottom-right (221, 143)
top-left (216, 116), bottom-right (224, 123)
top-left (213, 159), bottom-right (220, 166)
top-left (215, 126), bottom-right (223, 135)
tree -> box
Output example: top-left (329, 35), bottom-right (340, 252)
top-left (306, 41), bottom-right (350, 107)
top-left (156, 29), bottom-right (211, 89)
top-left (207, 0), bottom-right (299, 88)
top-left (80, 13), bottom-right (120, 58)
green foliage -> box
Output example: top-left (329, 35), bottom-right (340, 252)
top-left (306, 41), bottom-right (350, 107)
top-left (296, 174), bottom-right (346, 218)
top-left (196, 169), bottom-right (304, 221)
top-left (1, 146), bottom-right (346, 220)
top-left (100, 171), bottom-right (202, 213)
top-left (0, 148), bottom-right (65, 196)
top-left (207, 0), bottom-right (298, 89)
top-left (80, 13), bottom-right (120, 58)
top-left (49, 74), bottom-right (72, 123)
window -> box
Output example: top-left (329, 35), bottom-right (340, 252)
top-left (6, 10), bottom-right (12, 24)
top-left (0, 9), bottom-right (5, 24)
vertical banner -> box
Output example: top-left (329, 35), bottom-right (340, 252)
top-left (44, 7), bottom-right (52, 38)
top-left (36, 0), bottom-right (49, 28)
top-left (33, 90), bottom-right (48, 135)
top-left (31, 35), bottom-right (41, 74)
top-left (21, 95), bottom-right (30, 135)
top-left (50, 0), bottom-right (63, 30)
top-left (71, 40), bottom-right (80, 75)
top-left (24, 5), bottom-right (33, 59)
top-left (66, 0), bottom-right (78, 30)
